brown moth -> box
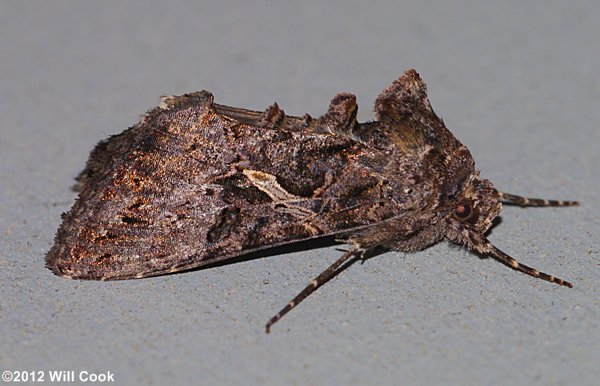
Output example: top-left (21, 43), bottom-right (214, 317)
top-left (46, 69), bottom-right (578, 332)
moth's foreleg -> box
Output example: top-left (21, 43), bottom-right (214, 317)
top-left (265, 247), bottom-right (361, 333)
top-left (468, 231), bottom-right (573, 288)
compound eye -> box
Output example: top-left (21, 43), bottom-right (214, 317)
top-left (453, 202), bottom-right (475, 222)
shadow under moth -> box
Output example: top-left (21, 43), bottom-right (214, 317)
top-left (47, 69), bottom-right (578, 332)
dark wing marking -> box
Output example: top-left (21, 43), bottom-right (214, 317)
top-left (46, 180), bottom-right (404, 280)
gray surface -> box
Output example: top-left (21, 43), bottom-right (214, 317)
top-left (1, 1), bottom-right (598, 385)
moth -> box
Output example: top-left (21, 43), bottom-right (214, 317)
top-left (47, 69), bottom-right (578, 332)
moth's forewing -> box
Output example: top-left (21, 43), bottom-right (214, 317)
top-left (47, 92), bottom-right (424, 280)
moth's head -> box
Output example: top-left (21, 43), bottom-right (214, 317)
top-left (444, 174), bottom-right (502, 246)
top-left (435, 146), bottom-right (502, 246)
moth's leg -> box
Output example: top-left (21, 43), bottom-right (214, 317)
top-left (265, 247), bottom-right (361, 333)
top-left (469, 231), bottom-right (573, 288)
top-left (495, 190), bottom-right (579, 207)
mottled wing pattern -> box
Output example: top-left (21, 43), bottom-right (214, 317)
top-left (47, 88), bottom-right (424, 280)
